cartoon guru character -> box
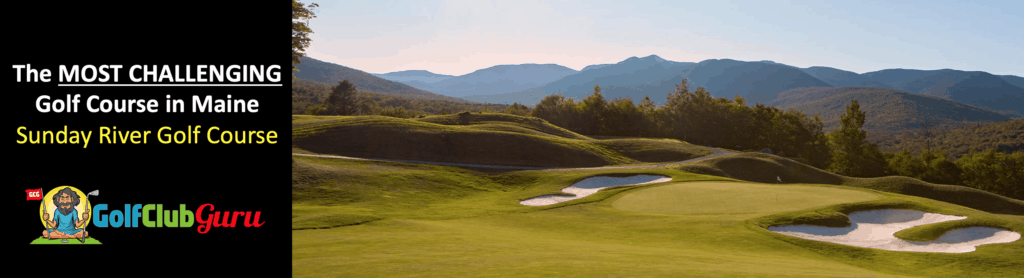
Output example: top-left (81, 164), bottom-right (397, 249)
top-left (42, 187), bottom-right (89, 239)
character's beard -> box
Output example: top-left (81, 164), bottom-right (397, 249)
top-left (57, 203), bottom-right (75, 216)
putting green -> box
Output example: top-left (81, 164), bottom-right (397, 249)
top-left (29, 237), bottom-right (101, 245)
top-left (613, 182), bottom-right (879, 214)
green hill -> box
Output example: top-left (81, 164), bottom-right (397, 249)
top-left (679, 152), bottom-right (1024, 214)
top-left (292, 113), bottom-right (710, 168)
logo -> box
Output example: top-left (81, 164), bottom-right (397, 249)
top-left (29, 186), bottom-right (265, 245)
top-left (32, 186), bottom-right (100, 244)
top-left (26, 188), bottom-right (42, 200)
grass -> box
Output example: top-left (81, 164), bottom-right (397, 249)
top-left (292, 115), bottom-right (1023, 277)
top-left (681, 152), bottom-right (1024, 215)
top-left (612, 181), bottom-right (880, 215)
top-left (292, 114), bottom-right (709, 167)
top-left (292, 155), bottom-right (1024, 277)
top-left (30, 237), bottom-right (101, 244)
top-left (415, 113), bottom-right (590, 140)
top-left (750, 196), bottom-right (1024, 277)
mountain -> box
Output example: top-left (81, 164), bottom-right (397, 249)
top-left (580, 64), bottom-right (614, 71)
top-left (911, 71), bottom-right (1024, 114)
top-left (857, 70), bottom-right (1024, 116)
top-left (668, 59), bottom-right (833, 103)
top-left (770, 87), bottom-right (1011, 132)
top-left (465, 58), bottom-right (829, 105)
top-left (464, 55), bottom-right (696, 104)
top-left (588, 59), bottom-right (831, 105)
top-left (373, 70), bottom-right (454, 84)
top-left (293, 56), bottom-right (468, 102)
top-left (800, 66), bottom-right (891, 88)
top-left (860, 69), bottom-right (942, 84)
top-left (1001, 75), bottom-right (1024, 88)
top-left (399, 64), bottom-right (578, 98)
top-left (360, 54), bottom-right (1023, 116)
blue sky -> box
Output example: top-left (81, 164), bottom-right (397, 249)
top-left (301, 0), bottom-right (1022, 76)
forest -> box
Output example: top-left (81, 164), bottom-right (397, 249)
top-left (292, 78), bottom-right (509, 116)
top-left (295, 79), bottom-right (1023, 200)
top-left (873, 119), bottom-right (1023, 159)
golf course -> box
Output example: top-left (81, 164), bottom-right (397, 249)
top-left (292, 114), bottom-right (1024, 277)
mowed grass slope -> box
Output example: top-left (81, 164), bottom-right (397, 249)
top-left (291, 155), bottom-right (714, 229)
top-left (292, 113), bottom-right (710, 167)
top-left (680, 152), bottom-right (1024, 215)
top-left (292, 154), bottom-right (1024, 277)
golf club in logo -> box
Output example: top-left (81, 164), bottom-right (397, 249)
top-left (34, 186), bottom-right (101, 245)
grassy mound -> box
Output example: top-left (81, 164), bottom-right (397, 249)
top-left (293, 114), bottom-right (709, 167)
top-left (292, 213), bottom-right (381, 230)
top-left (680, 152), bottom-right (1024, 215)
top-left (290, 155), bottom-right (706, 229)
top-left (592, 138), bottom-right (711, 163)
top-left (415, 113), bottom-right (590, 140)
top-left (680, 152), bottom-right (843, 184)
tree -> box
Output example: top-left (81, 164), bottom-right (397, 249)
top-left (326, 80), bottom-right (358, 115)
top-left (292, 1), bottom-right (319, 75)
top-left (919, 121), bottom-right (936, 149)
top-left (356, 98), bottom-right (381, 115)
top-left (828, 100), bottom-right (885, 176)
top-left (957, 149), bottom-right (1024, 200)
top-left (502, 103), bottom-right (531, 116)
top-left (578, 85), bottom-right (607, 134)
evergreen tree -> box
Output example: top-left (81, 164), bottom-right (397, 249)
top-left (326, 80), bottom-right (358, 115)
top-left (828, 100), bottom-right (886, 176)
top-left (579, 85), bottom-right (607, 135)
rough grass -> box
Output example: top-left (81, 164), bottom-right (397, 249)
top-left (680, 152), bottom-right (1024, 215)
top-left (292, 114), bottom-right (709, 167)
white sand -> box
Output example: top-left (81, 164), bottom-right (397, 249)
top-left (768, 209), bottom-right (1021, 253)
top-left (520, 175), bottom-right (672, 206)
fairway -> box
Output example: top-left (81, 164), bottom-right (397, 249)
top-left (613, 182), bottom-right (880, 214)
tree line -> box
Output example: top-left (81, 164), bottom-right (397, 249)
top-left (528, 82), bottom-right (1021, 200)
top-left (532, 82), bottom-right (833, 168)
top-left (293, 79), bottom-right (509, 117)
top-left (873, 119), bottom-right (1023, 159)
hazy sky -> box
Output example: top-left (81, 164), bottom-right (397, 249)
top-left (302, 0), bottom-right (1022, 76)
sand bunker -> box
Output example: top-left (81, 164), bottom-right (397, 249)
top-left (768, 209), bottom-right (1021, 253)
top-left (520, 175), bottom-right (672, 206)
